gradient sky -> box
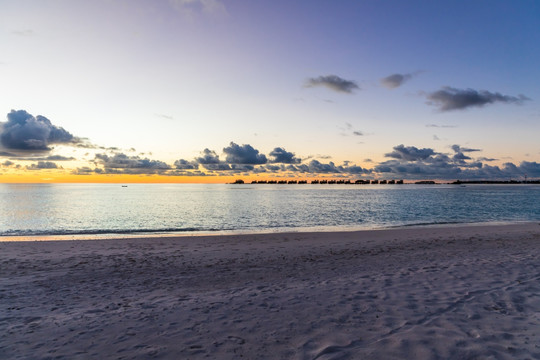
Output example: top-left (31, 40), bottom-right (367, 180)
top-left (1, 0), bottom-right (539, 182)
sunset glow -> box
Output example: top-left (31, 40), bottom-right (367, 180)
top-left (1, 1), bottom-right (539, 183)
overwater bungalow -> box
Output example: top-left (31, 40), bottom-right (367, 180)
top-left (371, 180), bottom-right (379, 184)
top-left (311, 180), bottom-right (320, 184)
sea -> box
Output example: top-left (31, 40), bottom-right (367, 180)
top-left (1, 183), bottom-right (539, 239)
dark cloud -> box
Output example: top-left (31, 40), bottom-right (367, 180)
top-left (287, 160), bottom-right (370, 175)
top-left (1, 110), bottom-right (78, 151)
top-left (385, 144), bottom-right (436, 161)
top-left (72, 166), bottom-right (102, 175)
top-left (14, 155), bottom-right (77, 161)
top-left (268, 147), bottom-right (301, 164)
top-left (380, 73), bottom-right (413, 89)
top-left (2, 160), bottom-right (14, 167)
top-left (196, 148), bottom-right (221, 165)
top-left (223, 142), bottom-right (267, 164)
top-left (306, 160), bottom-right (342, 173)
top-left (478, 157), bottom-right (497, 162)
top-left (451, 145), bottom-right (481, 165)
top-left (26, 161), bottom-right (59, 170)
top-left (93, 153), bottom-right (171, 174)
top-left (174, 159), bottom-right (199, 170)
top-left (305, 75), bottom-right (359, 94)
top-left (192, 149), bottom-right (234, 171)
top-left (426, 87), bottom-right (530, 111)
top-left (451, 145), bottom-right (480, 153)
top-left (0, 151), bottom-right (18, 157)
top-left (44, 155), bottom-right (76, 161)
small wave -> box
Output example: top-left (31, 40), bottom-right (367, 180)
top-left (389, 221), bottom-right (466, 228)
top-left (0, 227), bottom-right (228, 237)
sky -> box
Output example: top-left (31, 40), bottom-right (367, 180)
top-left (1, 0), bottom-right (540, 183)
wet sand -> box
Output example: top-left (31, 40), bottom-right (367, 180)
top-left (2, 223), bottom-right (540, 359)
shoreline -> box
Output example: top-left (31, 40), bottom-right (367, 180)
top-left (2, 222), bottom-right (540, 359)
top-left (1, 219), bottom-right (536, 242)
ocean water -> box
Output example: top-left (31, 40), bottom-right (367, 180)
top-left (1, 183), bottom-right (539, 238)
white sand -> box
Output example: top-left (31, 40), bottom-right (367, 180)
top-left (2, 223), bottom-right (540, 359)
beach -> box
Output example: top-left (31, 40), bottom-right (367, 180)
top-left (2, 223), bottom-right (540, 359)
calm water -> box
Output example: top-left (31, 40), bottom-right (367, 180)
top-left (1, 183), bottom-right (539, 237)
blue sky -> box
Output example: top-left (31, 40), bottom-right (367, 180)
top-left (1, 0), bottom-right (539, 181)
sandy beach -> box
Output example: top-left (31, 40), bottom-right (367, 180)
top-left (2, 223), bottom-right (540, 359)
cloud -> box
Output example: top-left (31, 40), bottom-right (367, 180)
top-left (72, 166), bottom-right (102, 175)
top-left (380, 73), bottom-right (413, 89)
top-left (41, 155), bottom-right (76, 161)
top-left (174, 159), bottom-right (199, 170)
top-left (426, 87), bottom-right (530, 111)
top-left (306, 160), bottom-right (342, 173)
top-left (280, 159), bottom-right (370, 175)
top-left (11, 29), bottom-right (34, 36)
top-left (385, 144), bottom-right (436, 161)
top-left (2, 160), bottom-right (14, 167)
top-left (169, 0), bottom-right (227, 17)
top-left (0, 110), bottom-right (78, 151)
top-left (268, 147), bottom-right (301, 164)
top-left (426, 124), bottom-right (457, 128)
top-left (193, 149), bottom-right (233, 171)
top-left (451, 145), bottom-right (480, 153)
top-left (196, 148), bottom-right (222, 165)
top-left (17, 155), bottom-right (76, 161)
top-left (0, 151), bottom-right (18, 157)
top-left (339, 123), bottom-right (364, 137)
top-left (223, 142), bottom-right (267, 164)
top-left (305, 75), bottom-right (359, 94)
top-left (26, 161), bottom-right (59, 170)
top-left (93, 153), bottom-right (171, 174)
top-left (154, 113), bottom-right (174, 120)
